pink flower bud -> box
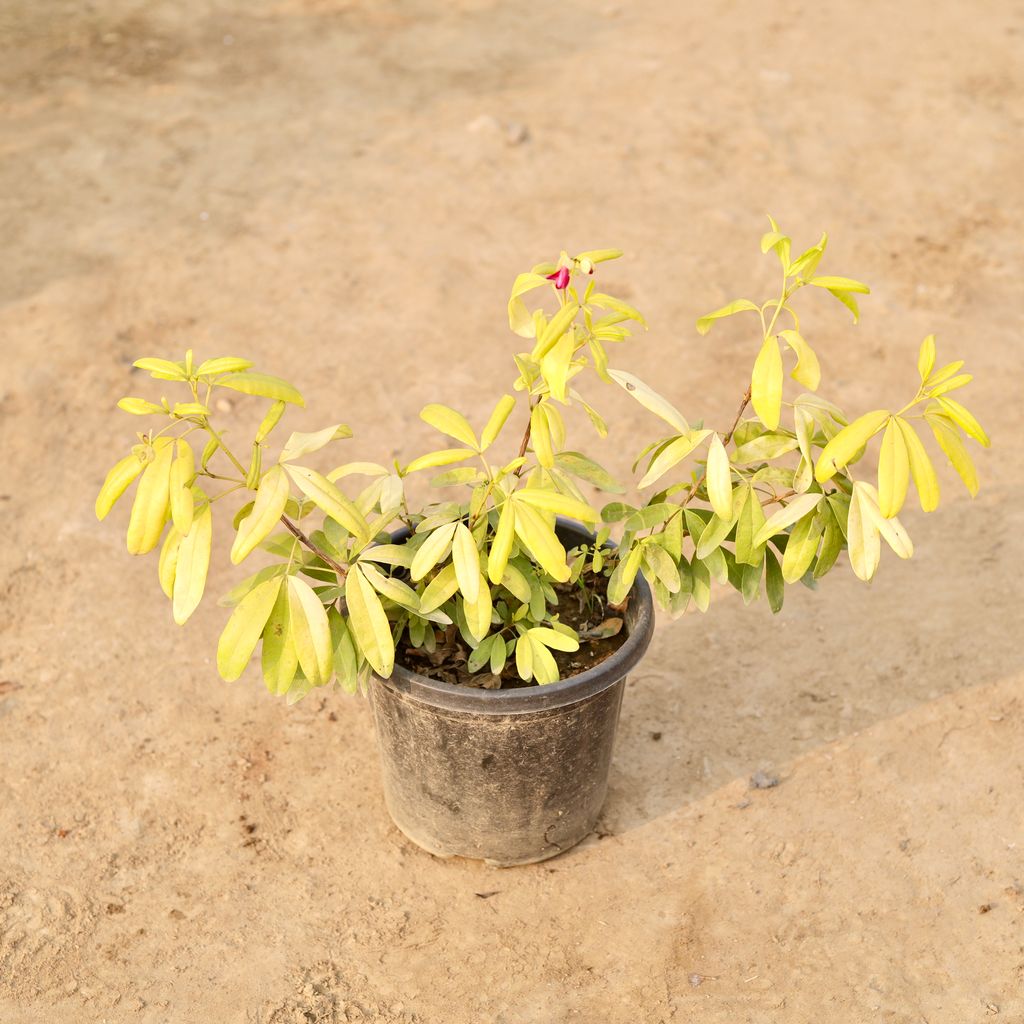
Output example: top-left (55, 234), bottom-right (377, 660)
top-left (547, 266), bottom-right (571, 290)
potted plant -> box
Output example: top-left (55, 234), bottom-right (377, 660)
top-left (96, 220), bottom-right (988, 866)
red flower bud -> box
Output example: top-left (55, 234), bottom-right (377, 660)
top-left (547, 266), bottom-right (571, 290)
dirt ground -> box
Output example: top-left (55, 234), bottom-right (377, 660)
top-left (1, 1), bottom-right (1022, 1021)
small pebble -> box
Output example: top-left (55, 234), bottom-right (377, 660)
top-left (750, 769), bottom-right (780, 790)
top-left (688, 973), bottom-right (703, 988)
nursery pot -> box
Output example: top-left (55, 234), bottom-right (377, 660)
top-left (369, 518), bottom-right (655, 867)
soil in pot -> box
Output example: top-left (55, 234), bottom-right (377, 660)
top-left (396, 567), bottom-right (631, 689)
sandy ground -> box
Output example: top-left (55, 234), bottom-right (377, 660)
top-left (1, 1), bottom-right (1022, 1020)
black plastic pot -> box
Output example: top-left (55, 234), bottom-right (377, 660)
top-left (369, 518), bottom-right (655, 866)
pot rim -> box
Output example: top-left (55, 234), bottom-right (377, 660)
top-left (373, 517), bottom-right (656, 714)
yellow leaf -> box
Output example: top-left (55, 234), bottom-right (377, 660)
top-left (168, 440), bottom-right (195, 536)
top-left (896, 417), bottom-right (940, 512)
top-left (705, 433), bottom-right (733, 520)
top-left (534, 301), bottom-right (580, 359)
top-left (117, 397), bottom-right (164, 415)
top-left (462, 578), bottom-right (492, 642)
top-left (508, 272), bottom-right (550, 338)
top-left (877, 417), bottom-right (909, 518)
top-left (858, 482), bottom-right (913, 559)
top-left (420, 404), bottom-right (478, 449)
top-left (133, 357), bottom-right (187, 381)
top-left (481, 395), bottom-right (516, 449)
top-left (452, 523), bottom-right (481, 603)
top-left (809, 275), bottom-right (870, 294)
top-left (216, 371), bottom-right (304, 406)
top-left (158, 526), bottom-right (182, 599)
top-left (609, 370), bottom-right (689, 433)
top-left (217, 577), bottom-right (282, 682)
top-left (488, 497), bottom-right (515, 584)
top-left (419, 563), bottom-right (459, 613)
top-left (284, 464), bottom-right (369, 543)
top-left (195, 356), bottom-right (254, 377)
top-left (514, 488), bottom-right (599, 524)
top-left (288, 576), bottom-right (334, 686)
top-left (231, 464), bottom-right (290, 564)
top-left (779, 329), bottom-right (820, 390)
top-left (638, 431), bottom-right (712, 489)
top-left (173, 503), bottom-right (212, 625)
top-left (513, 502), bottom-right (570, 582)
top-left (95, 452), bottom-right (146, 520)
top-left (540, 328), bottom-right (575, 403)
top-left (126, 438), bottom-right (174, 555)
top-left (847, 482), bottom-right (881, 582)
top-left (346, 566), bottom-right (395, 677)
top-left (531, 403), bottom-right (554, 468)
top-left (404, 448), bottom-right (476, 473)
top-left (751, 335), bottom-right (783, 430)
top-left (695, 299), bottom-right (759, 335)
top-left (279, 423), bottom-right (352, 463)
top-left (927, 414), bottom-right (979, 497)
top-left (752, 493), bottom-right (823, 547)
top-left (917, 335), bottom-right (936, 381)
top-left (410, 521), bottom-right (457, 581)
top-left (935, 397), bottom-right (990, 447)
top-left (815, 409), bottom-right (890, 483)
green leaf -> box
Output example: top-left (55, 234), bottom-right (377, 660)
top-left (809, 275), bottom-right (870, 294)
top-left (917, 335), bottom-right (936, 381)
top-left (279, 424), bottom-right (352, 463)
top-left (261, 584), bottom-right (298, 696)
top-left (345, 566), bottom-right (395, 677)
top-left (877, 417), bottom-right (910, 518)
top-left (126, 439), bottom-right (174, 555)
top-left (481, 395), bottom-right (517, 449)
top-left (753, 493), bottom-right (823, 547)
top-left (452, 523), bottom-right (481, 603)
top-left (554, 451), bottom-right (625, 493)
top-left (732, 432), bottom-right (799, 465)
top-left (172, 502), bottom-right (212, 625)
top-left (607, 545), bottom-right (643, 605)
top-left (609, 370), bottom-right (689, 434)
top-left (284, 464), bottom-right (369, 543)
top-left (358, 544), bottom-right (414, 569)
top-left (329, 611), bottom-right (359, 693)
top-left (814, 508), bottom-right (844, 579)
top-left (217, 577), bottom-right (282, 682)
top-left (815, 410), bottom-right (890, 482)
top-left (195, 356), bottom-right (254, 377)
top-left (706, 433), bottom-right (733, 520)
top-left (624, 502), bottom-right (678, 532)
top-left (513, 502), bottom-right (570, 582)
top-left (781, 512), bottom-right (823, 583)
top-left (764, 547), bottom-right (784, 612)
top-left (691, 557), bottom-right (711, 612)
top-left (638, 430), bottom-right (712, 489)
top-left (694, 512), bottom-right (734, 560)
top-left (410, 521), bottom-right (458, 582)
top-left (751, 335), bottom-right (784, 430)
top-left (288, 576), bottom-right (334, 686)
top-left (95, 452), bottom-right (146, 520)
top-left (216, 371), bottom-right (304, 406)
top-left (733, 485), bottom-right (767, 566)
top-left (695, 299), bottom-right (759, 335)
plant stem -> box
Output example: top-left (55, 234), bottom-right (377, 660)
top-left (280, 516), bottom-right (349, 581)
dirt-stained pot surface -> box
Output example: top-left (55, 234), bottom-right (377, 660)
top-left (1, 1), bottom-right (1022, 1021)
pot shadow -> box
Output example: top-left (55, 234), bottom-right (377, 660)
top-left (597, 495), bottom-right (1023, 837)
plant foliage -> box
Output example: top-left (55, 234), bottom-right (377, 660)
top-left (96, 225), bottom-right (988, 700)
